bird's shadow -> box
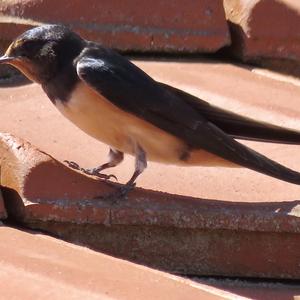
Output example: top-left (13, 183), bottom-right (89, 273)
top-left (2, 178), bottom-right (300, 231)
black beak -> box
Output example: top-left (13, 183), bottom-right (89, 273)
top-left (0, 55), bottom-right (15, 64)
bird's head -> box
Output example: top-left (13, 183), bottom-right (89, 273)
top-left (0, 24), bottom-right (85, 83)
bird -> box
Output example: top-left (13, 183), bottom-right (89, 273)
top-left (1, 24), bottom-right (300, 190)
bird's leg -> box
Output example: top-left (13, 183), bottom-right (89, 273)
top-left (82, 148), bottom-right (123, 180)
top-left (65, 148), bottom-right (123, 181)
top-left (92, 145), bottom-right (147, 201)
top-left (118, 144), bottom-right (147, 195)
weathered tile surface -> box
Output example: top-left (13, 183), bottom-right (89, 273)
top-left (224, 0), bottom-right (300, 74)
top-left (0, 1), bottom-right (230, 52)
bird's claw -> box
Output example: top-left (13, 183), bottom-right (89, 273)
top-left (93, 182), bottom-right (136, 203)
top-left (82, 168), bottom-right (118, 181)
top-left (64, 160), bottom-right (81, 170)
top-left (117, 182), bottom-right (136, 196)
top-left (64, 160), bottom-right (118, 181)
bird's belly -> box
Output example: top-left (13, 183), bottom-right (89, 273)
top-left (54, 82), bottom-right (236, 167)
top-left (54, 82), bottom-right (185, 162)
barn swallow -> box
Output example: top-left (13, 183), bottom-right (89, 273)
top-left (1, 24), bottom-right (300, 189)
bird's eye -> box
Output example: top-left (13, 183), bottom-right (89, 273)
top-left (23, 40), bottom-right (42, 52)
top-left (16, 40), bottom-right (44, 57)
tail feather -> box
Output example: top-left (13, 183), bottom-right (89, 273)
top-left (158, 82), bottom-right (300, 185)
top-left (240, 145), bottom-right (300, 185)
top-left (206, 122), bottom-right (300, 185)
top-left (161, 82), bottom-right (300, 145)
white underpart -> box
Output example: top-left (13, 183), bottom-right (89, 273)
top-left (54, 82), bottom-right (187, 164)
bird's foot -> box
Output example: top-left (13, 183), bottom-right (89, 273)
top-left (64, 160), bottom-right (118, 181)
top-left (64, 160), bottom-right (81, 170)
top-left (82, 167), bottom-right (118, 181)
top-left (94, 182), bottom-right (136, 204)
top-left (116, 182), bottom-right (136, 197)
